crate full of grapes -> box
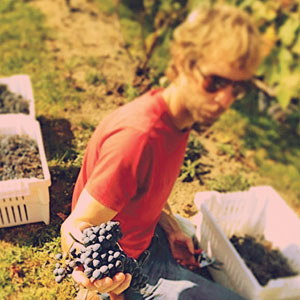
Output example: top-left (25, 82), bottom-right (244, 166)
top-left (193, 186), bottom-right (300, 300)
top-left (0, 74), bottom-right (35, 118)
top-left (0, 115), bottom-right (51, 228)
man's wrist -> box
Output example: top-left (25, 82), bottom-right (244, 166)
top-left (159, 210), bottom-right (181, 235)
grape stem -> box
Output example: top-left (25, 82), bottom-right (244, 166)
top-left (69, 232), bottom-right (84, 245)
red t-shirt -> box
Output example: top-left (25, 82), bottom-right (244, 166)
top-left (72, 89), bottom-right (189, 258)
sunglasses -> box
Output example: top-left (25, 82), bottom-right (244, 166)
top-left (196, 67), bottom-right (252, 99)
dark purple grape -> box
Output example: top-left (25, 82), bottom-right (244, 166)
top-left (107, 255), bottom-right (114, 263)
top-left (57, 268), bottom-right (65, 276)
top-left (90, 234), bottom-right (97, 242)
top-left (55, 253), bottom-right (63, 260)
top-left (53, 269), bottom-right (59, 276)
top-left (99, 229), bottom-right (106, 236)
top-left (84, 257), bottom-right (93, 267)
top-left (92, 252), bottom-right (100, 259)
top-left (55, 275), bottom-right (64, 283)
top-left (92, 243), bottom-right (101, 252)
top-left (93, 260), bottom-right (101, 268)
top-left (68, 260), bottom-right (77, 268)
top-left (99, 265), bottom-right (109, 276)
top-left (100, 253), bottom-right (107, 261)
top-left (92, 269), bottom-right (102, 280)
top-left (84, 267), bottom-right (93, 278)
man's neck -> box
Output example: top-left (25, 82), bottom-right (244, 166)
top-left (162, 84), bottom-right (193, 131)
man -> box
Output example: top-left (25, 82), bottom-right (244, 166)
top-left (61, 3), bottom-right (263, 300)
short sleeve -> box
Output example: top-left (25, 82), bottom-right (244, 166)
top-left (85, 128), bottom-right (149, 212)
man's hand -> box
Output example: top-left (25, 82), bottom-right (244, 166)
top-left (72, 265), bottom-right (132, 299)
top-left (167, 230), bottom-right (199, 269)
top-left (61, 218), bottom-right (132, 299)
top-left (159, 203), bottom-right (199, 269)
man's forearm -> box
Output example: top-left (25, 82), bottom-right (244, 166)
top-left (60, 189), bottom-right (117, 255)
top-left (158, 202), bottom-right (181, 235)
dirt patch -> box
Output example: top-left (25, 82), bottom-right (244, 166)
top-left (33, 0), bottom-right (136, 86)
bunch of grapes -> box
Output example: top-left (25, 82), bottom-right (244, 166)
top-left (0, 134), bottom-right (44, 180)
top-left (0, 84), bottom-right (30, 114)
top-left (53, 221), bottom-right (148, 292)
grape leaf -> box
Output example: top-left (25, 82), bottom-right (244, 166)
top-left (279, 16), bottom-right (300, 46)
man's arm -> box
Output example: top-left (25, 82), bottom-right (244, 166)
top-left (159, 202), bottom-right (182, 235)
top-left (159, 202), bottom-right (196, 265)
top-left (61, 188), bottom-right (117, 253)
top-left (60, 188), bottom-right (131, 298)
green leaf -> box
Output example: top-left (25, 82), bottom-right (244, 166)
top-left (276, 72), bottom-right (300, 108)
top-left (277, 87), bottom-right (293, 109)
top-left (251, 1), bottom-right (277, 22)
top-left (279, 47), bottom-right (293, 75)
top-left (292, 34), bottom-right (300, 55)
top-left (279, 16), bottom-right (300, 46)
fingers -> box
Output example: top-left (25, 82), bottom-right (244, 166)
top-left (94, 272), bottom-right (131, 294)
top-left (72, 268), bottom-right (131, 295)
top-left (109, 273), bottom-right (132, 295)
top-left (110, 293), bottom-right (125, 300)
top-left (72, 266), bottom-right (97, 291)
top-left (185, 236), bottom-right (195, 254)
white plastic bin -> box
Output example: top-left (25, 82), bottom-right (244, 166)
top-left (0, 115), bottom-right (51, 227)
top-left (193, 186), bottom-right (300, 300)
top-left (0, 74), bottom-right (35, 118)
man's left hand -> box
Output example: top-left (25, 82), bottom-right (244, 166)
top-left (167, 231), bottom-right (199, 269)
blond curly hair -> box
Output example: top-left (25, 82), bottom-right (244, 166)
top-left (166, 4), bottom-right (263, 81)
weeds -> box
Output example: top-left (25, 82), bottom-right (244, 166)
top-left (85, 71), bottom-right (106, 86)
top-left (207, 174), bottom-right (251, 193)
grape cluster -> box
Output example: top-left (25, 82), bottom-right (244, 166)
top-left (54, 221), bottom-right (148, 292)
top-left (0, 134), bottom-right (44, 180)
top-left (0, 84), bottom-right (30, 114)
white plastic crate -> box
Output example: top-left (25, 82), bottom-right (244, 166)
top-left (193, 186), bottom-right (300, 300)
top-left (0, 74), bottom-right (35, 118)
top-left (0, 115), bottom-right (51, 227)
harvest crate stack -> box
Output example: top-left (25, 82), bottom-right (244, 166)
top-left (0, 75), bottom-right (51, 228)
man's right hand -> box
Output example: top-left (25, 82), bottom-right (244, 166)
top-left (72, 265), bottom-right (132, 299)
top-left (61, 220), bottom-right (132, 299)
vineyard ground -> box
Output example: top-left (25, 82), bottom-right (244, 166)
top-left (0, 1), bottom-right (299, 299)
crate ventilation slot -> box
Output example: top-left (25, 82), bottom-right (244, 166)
top-left (0, 204), bottom-right (29, 225)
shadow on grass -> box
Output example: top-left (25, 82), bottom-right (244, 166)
top-left (38, 116), bottom-right (78, 162)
